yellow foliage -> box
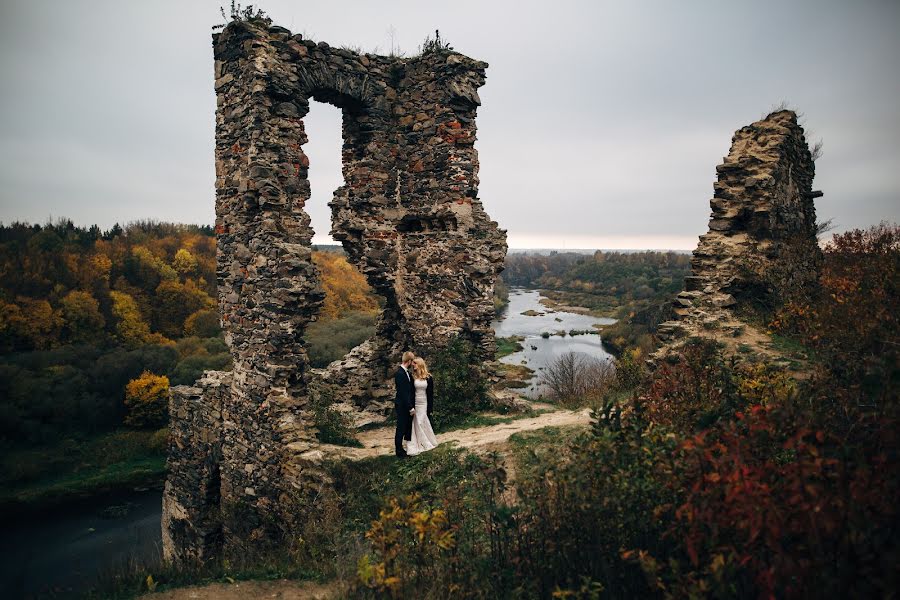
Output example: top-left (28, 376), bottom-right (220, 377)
top-left (124, 371), bottom-right (170, 428)
top-left (1, 297), bottom-right (62, 349)
top-left (60, 290), bottom-right (105, 342)
top-left (110, 290), bottom-right (157, 348)
top-left (312, 251), bottom-right (379, 321)
top-left (357, 494), bottom-right (457, 595)
top-left (154, 279), bottom-right (215, 338)
top-left (131, 246), bottom-right (177, 282)
top-left (172, 248), bottom-right (199, 276)
top-left (735, 364), bottom-right (795, 405)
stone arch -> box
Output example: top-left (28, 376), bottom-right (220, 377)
top-left (164, 19), bottom-right (507, 563)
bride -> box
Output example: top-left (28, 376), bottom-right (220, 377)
top-left (405, 357), bottom-right (439, 456)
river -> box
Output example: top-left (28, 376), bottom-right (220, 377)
top-left (0, 488), bottom-right (164, 599)
top-left (491, 288), bottom-right (616, 398)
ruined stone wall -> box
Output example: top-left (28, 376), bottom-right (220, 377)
top-left (162, 372), bottom-right (230, 564)
top-left (659, 110), bottom-right (822, 342)
top-left (163, 19), bottom-right (506, 564)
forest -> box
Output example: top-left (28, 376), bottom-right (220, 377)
top-left (0, 220), bottom-right (378, 515)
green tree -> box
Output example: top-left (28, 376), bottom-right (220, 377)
top-left (429, 336), bottom-right (489, 429)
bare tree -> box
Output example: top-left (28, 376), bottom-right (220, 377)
top-left (540, 352), bottom-right (615, 407)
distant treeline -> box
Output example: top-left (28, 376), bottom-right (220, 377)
top-left (500, 250), bottom-right (692, 354)
top-left (501, 250), bottom-right (691, 306)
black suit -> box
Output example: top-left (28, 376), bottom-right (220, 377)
top-left (394, 365), bottom-right (415, 456)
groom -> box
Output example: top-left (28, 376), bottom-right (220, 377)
top-left (394, 351), bottom-right (416, 457)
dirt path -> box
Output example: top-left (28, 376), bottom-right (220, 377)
top-left (315, 406), bottom-right (592, 460)
top-left (143, 579), bottom-right (337, 599)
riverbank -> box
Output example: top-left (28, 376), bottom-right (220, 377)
top-left (0, 429), bottom-right (167, 523)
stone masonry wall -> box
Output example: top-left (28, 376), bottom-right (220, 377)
top-left (162, 371), bottom-right (230, 564)
top-left (163, 18), bottom-right (506, 564)
top-left (658, 110), bottom-right (822, 342)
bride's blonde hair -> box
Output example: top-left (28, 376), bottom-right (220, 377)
top-left (412, 357), bottom-right (430, 380)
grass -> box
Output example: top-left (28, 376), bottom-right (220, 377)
top-left (330, 444), bottom-right (487, 532)
top-left (0, 429), bottom-right (167, 519)
top-left (84, 549), bottom-right (324, 600)
top-left (769, 333), bottom-right (815, 361)
top-left (432, 408), bottom-right (551, 434)
top-left (507, 425), bottom-right (586, 482)
top-left (496, 335), bottom-right (525, 358)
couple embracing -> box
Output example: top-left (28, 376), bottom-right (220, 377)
top-left (394, 351), bottom-right (439, 458)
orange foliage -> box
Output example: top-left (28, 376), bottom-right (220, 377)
top-left (312, 250), bottom-right (379, 321)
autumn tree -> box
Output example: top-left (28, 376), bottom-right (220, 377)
top-left (6, 297), bottom-right (62, 350)
top-left (124, 370), bottom-right (170, 428)
top-left (127, 245), bottom-right (177, 290)
top-left (184, 308), bottom-right (221, 337)
top-left (110, 290), bottom-right (168, 348)
top-left (59, 290), bottom-right (105, 343)
top-left (172, 248), bottom-right (199, 276)
top-left (312, 250), bottom-right (380, 321)
top-left (153, 279), bottom-right (215, 338)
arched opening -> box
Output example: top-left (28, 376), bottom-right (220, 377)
top-left (302, 100), bottom-right (382, 371)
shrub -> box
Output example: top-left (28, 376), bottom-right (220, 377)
top-left (309, 382), bottom-right (361, 447)
top-left (305, 311), bottom-right (376, 368)
top-left (428, 336), bottom-right (489, 430)
top-left (356, 494), bottom-right (456, 596)
top-left (124, 371), bottom-right (170, 428)
top-left (771, 222), bottom-right (899, 402)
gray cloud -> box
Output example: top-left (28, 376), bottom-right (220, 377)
top-left (1, 0), bottom-right (897, 248)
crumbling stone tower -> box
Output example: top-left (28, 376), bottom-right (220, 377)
top-left (163, 19), bottom-right (506, 565)
top-left (658, 109), bottom-right (822, 342)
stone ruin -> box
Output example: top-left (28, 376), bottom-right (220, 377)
top-left (162, 17), bottom-right (823, 564)
top-left (162, 19), bottom-right (506, 565)
top-left (657, 109), bottom-right (822, 346)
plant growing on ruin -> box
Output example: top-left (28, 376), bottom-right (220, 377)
top-left (429, 336), bottom-right (490, 430)
top-left (214, 1), bottom-right (272, 30)
top-left (418, 30), bottom-right (454, 55)
top-left (309, 381), bottom-right (362, 447)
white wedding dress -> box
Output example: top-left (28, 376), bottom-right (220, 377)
top-left (405, 378), bottom-right (439, 456)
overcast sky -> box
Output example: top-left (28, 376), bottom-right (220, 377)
top-left (1, 0), bottom-right (898, 249)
